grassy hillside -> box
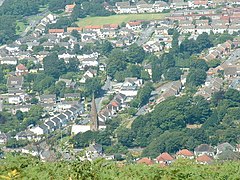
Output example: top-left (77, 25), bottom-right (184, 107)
top-left (1, 154), bottom-right (240, 179)
top-left (76, 13), bottom-right (168, 27)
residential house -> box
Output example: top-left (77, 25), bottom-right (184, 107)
top-left (137, 157), bottom-right (154, 165)
top-left (153, 1), bottom-right (170, 12)
top-left (80, 69), bottom-right (97, 83)
top-left (57, 113), bottom-right (68, 126)
top-left (86, 143), bottom-right (103, 160)
top-left (196, 154), bottom-right (213, 165)
top-left (48, 29), bottom-right (64, 35)
top-left (0, 132), bottom-right (8, 144)
top-left (65, 4), bottom-right (76, 13)
top-left (224, 66), bottom-right (238, 78)
top-left (115, 2), bottom-right (132, 14)
top-left (80, 57), bottom-right (99, 68)
top-left (0, 56), bottom-right (18, 65)
top-left (44, 120), bottom-right (56, 132)
top-left (58, 78), bottom-right (76, 88)
top-left (64, 93), bottom-right (80, 101)
top-left (15, 64), bottom-right (28, 76)
top-left (216, 142), bottom-right (235, 156)
top-left (40, 94), bottom-right (56, 104)
top-left (15, 130), bottom-right (37, 141)
top-left (67, 27), bottom-right (83, 33)
top-left (194, 144), bottom-right (215, 157)
top-left (29, 125), bottom-right (48, 135)
top-left (211, 25), bottom-right (227, 34)
top-left (137, 0), bottom-right (154, 13)
top-left (126, 21), bottom-right (142, 31)
top-left (51, 117), bottom-right (62, 128)
top-left (156, 152), bottom-right (174, 165)
top-left (195, 25), bottom-right (212, 34)
top-left (176, 149), bottom-right (194, 159)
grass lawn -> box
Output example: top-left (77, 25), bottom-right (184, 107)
top-left (16, 21), bottom-right (26, 35)
top-left (76, 13), bottom-right (168, 27)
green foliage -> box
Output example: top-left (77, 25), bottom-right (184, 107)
top-left (0, 16), bottom-right (16, 44)
top-left (186, 68), bottom-right (207, 87)
top-left (43, 53), bottom-right (67, 79)
top-left (127, 44), bottom-right (146, 64)
top-left (164, 67), bottom-right (182, 81)
top-left (84, 77), bottom-right (102, 96)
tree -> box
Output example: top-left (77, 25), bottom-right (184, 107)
top-left (190, 58), bottom-right (209, 71)
top-left (164, 67), bottom-right (182, 81)
top-left (100, 40), bottom-right (113, 55)
top-left (126, 44), bottom-right (145, 64)
top-left (196, 32), bottom-right (213, 50)
top-left (140, 70), bottom-right (150, 81)
top-left (186, 68), bottom-right (207, 87)
top-left (16, 110), bottom-right (24, 121)
top-left (71, 30), bottom-right (81, 40)
top-left (43, 53), bottom-right (67, 79)
top-left (117, 128), bottom-right (134, 147)
top-left (106, 49), bottom-right (127, 77)
top-left (84, 77), bottom-right (102, 96)
top-left (150, 55), bottom-right (162, 82)
top-left (67, 58), bottom-right (80, 72)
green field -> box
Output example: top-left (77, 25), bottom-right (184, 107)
top-left (16, 21), bottom-right (27, 35)
top-left (76, 13), bottom-right (168, 27)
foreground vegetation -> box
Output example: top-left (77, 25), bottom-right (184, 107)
top-left (1, 154), bottom-right (240, 179)
top-left (76, 13), bottom-right (168, 27)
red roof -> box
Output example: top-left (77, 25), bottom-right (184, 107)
top-left (111, 101), bottom-right (119, 107)
top-left (196, 154), bottom-right (213, 163)
top-left (49, 29), bottom-right (64, 33)
top-left (127, 21), bottom-right (141, 26)
top-left (67, 27), bottom-right (83, 32)
top-left (103, 24), bottom-right (119, 29)
top-left (156, 152), bottom-right (174, 162)
top-left (176, 149), bottom-right (194, 156)
top-left (85, 25), bottom-right (102, 30)
top-left (137, 158), bottom-right (154, 165)
top-left (16, 64), bottom-right (27, 70)
top-left (65, 4), bottom-right (76, 9)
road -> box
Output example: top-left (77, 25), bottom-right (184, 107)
top-left (96, 76), bottom-right (112, 112)
top-left (20, 9), bottom-right (50, 37)
top-left (136, 26), bottom-right (155, 46)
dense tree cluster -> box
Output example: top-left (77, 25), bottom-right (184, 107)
top-left (1, 154), bottom-right (240, 179)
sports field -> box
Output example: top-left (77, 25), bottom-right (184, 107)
top-left (76, 13), bottom-right (168, 27)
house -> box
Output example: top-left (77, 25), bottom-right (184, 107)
top-left (29, 125), bottom-right (48, 135)
top-left (44, 120), bottom-right (56, 132)
top-left (216, 142), bottom-right (235, 155)
top-left (176, 149), bottom-right (194, 159)
top-left (137, 157), bottom-right (154, 165)
top-left (153, 1), bottom-right (170, 12)
top-left (15, 130), bottom-right (37, 141)
top-left (120, 78), bottom-right (143, 97)
top-left (15, 64), bottom-right (28, 76)
top-left (194, 144), bottom-right (215, 157)
top-left (137, 0), bottom-right (154, 13)
top-left (65, 4), bottom-right (76, 13)
top-left (224, 66), bottom-right (238, 78)
top-left (80, 57), bottom-right (99, 68)
top-left (64, 93), bottom-right (80, 101)
top-left (80, 69), bottom-right (97, 83)
top-left (115, 1), bottom-right (132, 14)
top-left (58, 78), bottom-right (76, 88)
top-left (196, 154), bottom-right (213, 165)
top-left (7, 76), bottom-right (24, 91)
top-left (51, 117), bottom-right (62, 128)
top-left (156, 152), bottom-right (174, 165)
top-left (86, 143), bottom-right (103, 160)
top-left (67, 27), bottom-right (83, 33)
top-left (0, 56), bottom-right (18, 65)
top-left (48, 29), bottom-right (64, 35)
top-left (57, 114), bottom-right (68, 126)
top-left (126, 21), bottom-right (142, 31)
top-left (0, 132), bottom-right (8, 144)
top-left (39, 94), bottom-right (56, 104)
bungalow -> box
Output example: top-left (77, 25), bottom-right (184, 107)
top-left (7, 76), bottom-right (24, 91)
top-left (176, 149), bottom-right (194, 159)
top-left (194, 144), bottom-right (215, 157)
top-left (126, 21), bottom-right (142, 31)
top-left (57, 114), bottom-right (68, 126)
top-left (216, 142), bottom-right (235, 156)
top-left (137, 157), bottom-right (154, 165)
top-left (156, 152), bottom-right (174, 165)
top-left (196, 154), bottom-right (213, 165)
top-left (80, 57), bottom-right (99, 68)
top-left (15, 64), bottom-right (28, 76)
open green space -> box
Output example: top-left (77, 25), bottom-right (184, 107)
top-left (16, 21), bottom-right (27, 35)
top-left (76, 13), bottom-right (168, 27)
